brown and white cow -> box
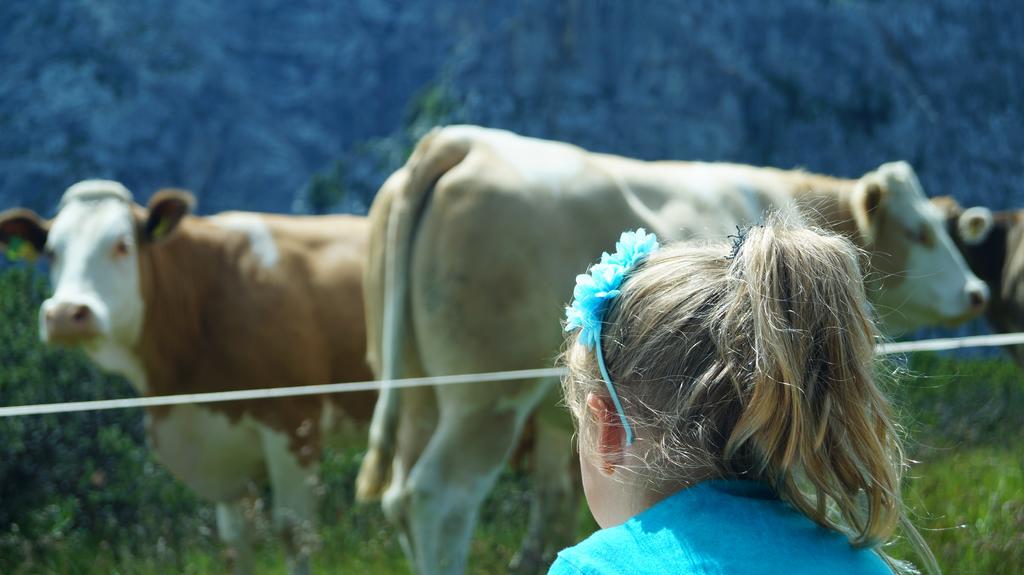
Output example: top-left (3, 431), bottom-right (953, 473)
top-left (934, 196), bottom-right (1024, 365)
top-left (355, 125), bottom-right (988, 574)
top-left (0, 180), bottom-right (374, 575)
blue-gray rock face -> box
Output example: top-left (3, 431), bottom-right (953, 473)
top-left (1, 1), bottom-right (1021, 217)
top-left (442, 1), bottom-right (1023, 209)
top-left (0, 0), bottom-right (486, 214)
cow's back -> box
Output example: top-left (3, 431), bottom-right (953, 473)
top-left (402, 127), bottom-right (806, 377)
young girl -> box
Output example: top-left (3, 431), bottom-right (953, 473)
top-left (554, 223), bottom-right (937, 574)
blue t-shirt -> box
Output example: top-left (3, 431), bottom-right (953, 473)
top-left (549, 480), bottom-right (893, 575)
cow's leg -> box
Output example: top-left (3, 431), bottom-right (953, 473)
top-left (382, 384), bottom-right (438, 562)
top-left (216, 499), bottom-right (256, 575)
top-left (260, 427), bottom-right (319, 575)
top-left (393, 380), bottom-right (548, 575)
top-left (511, 412), bottom-right (580, 574)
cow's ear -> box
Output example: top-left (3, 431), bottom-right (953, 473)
top-left (142, 189), bottom-right (195, 243)
top-left (851, 177), bottom-right (888, 243)
top-left (958, 207), bottom-right (994, 246)
top-left (930, 195), bottom-right (963, 219)
top-left (0, 208), bottom-right (49, 262)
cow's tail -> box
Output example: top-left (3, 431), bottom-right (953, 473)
top-left (355, 126), bottom-right (473, 501)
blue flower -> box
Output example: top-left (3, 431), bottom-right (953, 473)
top-left (564, 229), bottom-right (659, 349)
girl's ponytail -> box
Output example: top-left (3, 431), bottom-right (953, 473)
top-left (562, 217), bottom-right (938, 573)
top-left (722, 224), bottom-right (899, 546)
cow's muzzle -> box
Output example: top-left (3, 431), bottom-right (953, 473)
top-left (943, 279), bottom-right (990, 327)
top-left (966, 280), bottom-right (989, 314)
top-left (43, 302), bottom-right (101, 346)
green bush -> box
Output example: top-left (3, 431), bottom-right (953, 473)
top-left (0, 267), bottom-right (210, 571)
top-left (305, 161), bottom-right (348, 215)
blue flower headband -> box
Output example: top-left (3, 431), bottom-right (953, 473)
top-left (564, 228), bottom-right (659, 445)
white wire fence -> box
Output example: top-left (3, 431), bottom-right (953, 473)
top-left (2, 332), bottom-right (1023, 419)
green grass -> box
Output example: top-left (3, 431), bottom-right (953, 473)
top-left (886, 354), bottom-right (1024, 573)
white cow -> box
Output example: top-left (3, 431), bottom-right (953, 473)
top-left (355, 126), bottom-right (987, 573)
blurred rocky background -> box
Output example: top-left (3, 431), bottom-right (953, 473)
top-left (2, 1), bottom-right (1021, 217)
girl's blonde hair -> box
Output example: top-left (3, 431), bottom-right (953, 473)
top-left (562, 220), bottom-right (936, 573)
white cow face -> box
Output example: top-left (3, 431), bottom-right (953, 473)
top-left (0, 181), bottom-right (193, 370)
top-left (852, 162), bottom-right (988, 333)
top-left (42, 184), bottom-right (144, 349)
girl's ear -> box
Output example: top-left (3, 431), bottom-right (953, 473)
top-left (586, 392), bottom-right (626, 475)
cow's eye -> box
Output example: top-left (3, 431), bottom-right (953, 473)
top-left (44, 247), bottom-right (57, 264)
top-left (112, 238), bottom-right (130, 258)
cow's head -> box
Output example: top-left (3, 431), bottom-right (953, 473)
top-left (851, 162), bottom-right (988, 333)
top-left (0, 180), bottom-right (193, 358)
top-left (932, 196), bottom-right (1008, 293)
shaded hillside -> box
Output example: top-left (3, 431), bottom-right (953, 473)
top-left (1, 1), bottom-right (1021, 217)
